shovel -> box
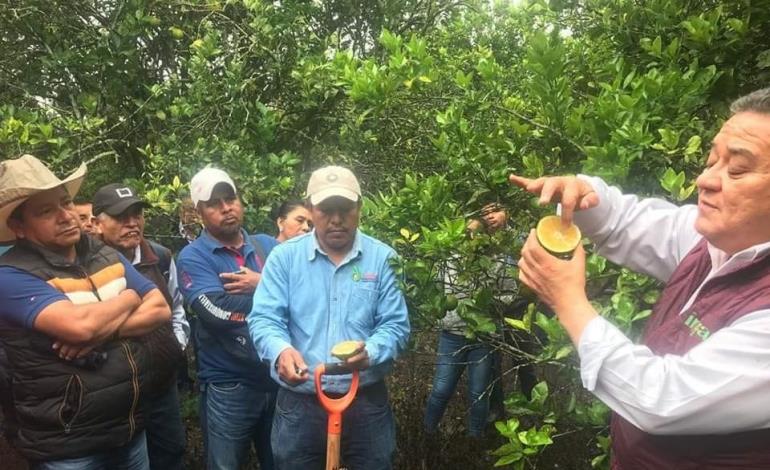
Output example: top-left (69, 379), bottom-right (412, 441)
top-left (314, 363), bottom-right (360, 470)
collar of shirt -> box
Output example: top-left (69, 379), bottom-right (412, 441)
top-left (679, 239), bottom-right (770, 314)
top-left (707, 239), bottom-right (770, 277)
top-left (131, 244), bottom-right (142, 264)
top-left (198, 228), bottom-right (253, 257)
top-left (307, 229), bottom-right (363, 266)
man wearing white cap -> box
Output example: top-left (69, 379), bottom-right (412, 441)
top-left (249, 165), bottom-right (410, 470)
top-left (176, 167), bottom-right (279, 470)
top-left (0, 155), bottom-right (171, 469)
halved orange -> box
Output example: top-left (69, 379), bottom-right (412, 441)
top-left (331, 340), bottom-right (361, 360)
top-left (536, 215), bottom-right (581, 258)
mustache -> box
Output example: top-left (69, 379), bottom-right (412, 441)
top-left (58, 225), bottom-right (80, 235)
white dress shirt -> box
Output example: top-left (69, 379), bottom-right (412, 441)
top-left (573, 175), bottom-right (770, 435)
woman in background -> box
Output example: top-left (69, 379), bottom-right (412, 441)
top-left (274, 198), bottom-right (312, 242)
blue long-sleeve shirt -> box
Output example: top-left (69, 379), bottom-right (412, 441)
top-left (177, 229), bottom-right (278, 386)
top-left (248, 230), bottom-right (410, 394)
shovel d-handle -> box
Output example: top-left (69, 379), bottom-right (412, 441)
top-left (315, 363), bottom-right (360, 470)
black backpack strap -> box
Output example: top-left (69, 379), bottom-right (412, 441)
top-left (248, 235), bottom-right (266, 271)
top-left (148, 240), bottom-right (172, 283)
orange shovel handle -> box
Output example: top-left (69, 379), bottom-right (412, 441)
top-left (315, 363), bottom-right (360, 435)
top-left (315, 363), bottom-right (360, 470)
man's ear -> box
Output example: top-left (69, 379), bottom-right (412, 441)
top-left (91, 216), bottom-right (103, 235)
top-left (7, 217), bottom-right (24, 239)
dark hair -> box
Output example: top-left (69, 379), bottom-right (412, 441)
top-left (9, 202), bottom-right (26, 222)
top-left (272, 198), bottom-right (306, 222)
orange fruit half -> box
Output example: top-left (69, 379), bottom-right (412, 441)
top-left (330, 340), bottom-right (361, 360)
top-left (536, 215), bottom-right (581, 258)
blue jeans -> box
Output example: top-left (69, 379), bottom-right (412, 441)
top-left (145, 381), bottom-right (186, 470)
top-left (32, 431), bottom-right (149, 470)
top-left (271, 383), bottom-right (395, 470)
top-left (200, 381), bottom-right (275, 470)
top-left (424, 331), bottom-right (494, 437)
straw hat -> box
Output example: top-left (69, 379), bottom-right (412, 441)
top-left (0, 155), bottom-right (87, 242)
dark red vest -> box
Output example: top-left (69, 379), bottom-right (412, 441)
top-left (612, 239), bottom-right (770, 469)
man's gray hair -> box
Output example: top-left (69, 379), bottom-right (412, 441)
top-left (730, 87), bottom-right (770, 115)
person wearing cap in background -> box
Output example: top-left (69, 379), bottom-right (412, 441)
top-left (0, 155), bottom-right (171, 469)
top-left (92, 183), bottom-right (188, 470)
top-left (248, 165), bottom-right (410, 470)
top-left (73, 200), bottom-right (95, 235)
top-left (176, 167), bottom-right (279, 470)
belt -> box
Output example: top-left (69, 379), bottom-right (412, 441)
top-left (282, 380), bottom-right (387, 400)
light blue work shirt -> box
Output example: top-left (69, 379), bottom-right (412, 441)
top-left (248, 230), bottom-right (410, 394)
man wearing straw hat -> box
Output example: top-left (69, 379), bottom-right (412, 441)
top-left (0, 155), bottom-right (171, 469)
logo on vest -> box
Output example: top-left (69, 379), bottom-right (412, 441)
top-left (684, 313), bottom-right (711, 340)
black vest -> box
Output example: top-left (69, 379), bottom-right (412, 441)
top-left (132, 239), bottom-right (183, 395)
top-left (0, 236), bottom-right (152, 461)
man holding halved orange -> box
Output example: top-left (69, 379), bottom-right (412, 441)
top-left (510, 87), bottom-right (770, 469)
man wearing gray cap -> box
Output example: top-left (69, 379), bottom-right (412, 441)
top-left (249, 165), bottom-right (411, 470)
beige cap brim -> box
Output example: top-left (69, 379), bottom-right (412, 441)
top-left (309, 187), bottom-right (360, 206)
top-left (0, 163), bottom-right (87, 243)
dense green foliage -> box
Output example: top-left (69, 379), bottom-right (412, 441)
top-left (3, 0), bottom-right (769, 467)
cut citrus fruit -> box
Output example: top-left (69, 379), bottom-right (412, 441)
top-left (536, 215), bottom-right (581, 258)
top-left (331, 340), bottom-right (361, 360)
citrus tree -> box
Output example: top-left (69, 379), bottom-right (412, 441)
top-left (2, 0), bottom-right (770, 467)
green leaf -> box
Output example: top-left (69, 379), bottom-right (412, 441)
top-left (494, 453), bottom-right (523, 466)
top-left (492, 442), bottom-right (521, 456)
top-left (518, 428), bottom-right (553, 446)
top-left (554, 345), bottom-right (573, 360)
top-left (684, 135), bottom-right (702, 158)
top-left (643, 290), bottom-right (659, 305)
top-left (505, 317), bottom-right (528, 331)
top-left (530, 381), bottom-right (548, 407)
top-left (632, 309), bottom-right (652, 322)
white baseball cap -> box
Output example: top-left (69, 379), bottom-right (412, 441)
top-left (306, 166), bottom-right (361, 205)
top-left (190, 167), bottom-right (237, 206)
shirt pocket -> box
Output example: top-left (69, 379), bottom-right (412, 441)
top-left (347, 284), bottom-right (378, 332)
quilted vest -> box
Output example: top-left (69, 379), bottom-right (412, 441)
top-left (0, 236), bottom-right (151, 461)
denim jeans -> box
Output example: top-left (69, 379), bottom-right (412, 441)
top-left (424, 330), bottom-right (494, 437)
top-left (145, 381), bottom-right (186, 470)
top-left (271, 383), bottom-right (395, 470)
top-left (32, 431), bottom-right (149, 470)
top-left (200, 381), bottom-right (275, 470)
